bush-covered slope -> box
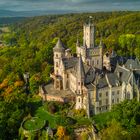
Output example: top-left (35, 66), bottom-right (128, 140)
top-left (0, 11), bottom-right (140, 140)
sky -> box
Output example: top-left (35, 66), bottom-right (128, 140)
top-left (0, 0), bottom-right (140, 12)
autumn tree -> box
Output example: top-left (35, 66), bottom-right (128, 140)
top-left (56, 126), bottom-right (66, 140)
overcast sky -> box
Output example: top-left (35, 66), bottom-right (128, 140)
top-left (0, 0), bottom-right (140, 12)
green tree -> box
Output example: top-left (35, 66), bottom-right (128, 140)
top-left (101, 120), bottom-right (127, 140)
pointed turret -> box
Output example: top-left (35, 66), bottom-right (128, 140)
top-left (53, 38), bottom-right (65, 52)
top-left (75, 54), bottom-right (85, 110)
top-left (77, 54), bottom-right (85, 80)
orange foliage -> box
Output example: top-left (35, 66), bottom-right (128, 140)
top-left (64, 135), bottom-right (71, 140)
top-left (56, 126), bottom-right (66, 139)
top-left (2, 86), bottom-right (14, 97)
top-left (0, 79), bottom-right (8, 89)
top-left (34, 75), bottom-right (40, 81)
top-left (5, 86), bottom-right (13, 94)
top-left (14, 81), bottom-right (24, 87)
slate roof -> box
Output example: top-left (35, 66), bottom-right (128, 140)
top-left (53, 38), bottom-right (65, 52)
top-left (62, 57), bottom-right (78, 70)
top-left (85, 67), bottom-right (95, 84)
top-left (77, 54), bottom-right (85, 79)
top-left (97, 76), bottom-right (108, 88)
top-left (115, 65), bottom-right (131, 83)
top-left (124, 59), bottom-right (140, 70)
top-left (106, 73), bottom-right (120, 86)
top-left (86, 84), bottom-right (94, 90)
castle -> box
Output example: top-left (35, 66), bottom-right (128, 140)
top-left (40, 20), bottom-right (140, 116)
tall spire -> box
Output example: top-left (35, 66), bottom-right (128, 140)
top-left (77, 54), bottom-right (85, 80)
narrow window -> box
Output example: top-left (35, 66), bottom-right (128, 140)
top-left (99, 100), bottom-right (102, 106)
top-left (106, 99), bottom-right (108, 104)
top-left (112, 92), bottom-right (115, 96)
top-left (97, 60), bottom-right (99, 65)
top-left (78, 98), bottom-right (80, 102)
top-left (112, 99), bottom-right (115, 104)
top-left (56, 62), bottom-right (58, 67)
top-left (99, 93), bottom-right (102, 98)
top-left (56, 54), bottom-right (58, 58)
top-left (106, 92), bottom-right (108, 96)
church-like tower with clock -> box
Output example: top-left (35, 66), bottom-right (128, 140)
top-left (76, 21), bottom-right (103, 70)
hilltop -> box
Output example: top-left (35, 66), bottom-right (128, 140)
top-left (0, 11), bottom-right (140, 139)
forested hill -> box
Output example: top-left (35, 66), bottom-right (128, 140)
top-left (1, 11), bottom-right (140, 87)
top-left (0, 11), bottom-right (140, 139)
top-left (0, 17), bottom-right (26, 25)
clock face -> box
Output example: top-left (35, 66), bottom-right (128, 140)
top-left (89, 49), bottom-right (100, 57)
top-left (90, 50), bottom-right (97, 56)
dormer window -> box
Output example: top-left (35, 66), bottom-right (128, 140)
top-left (117, 71), bottom-right (122, 78)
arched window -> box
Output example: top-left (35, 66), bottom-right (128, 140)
top-left (56, 62), bottom-right (58, 67)
top-left (97, 60), bottom-right (99, 65)
top-left (78, 98), bottom-right (80, 102)
top-left (56, 54), bottom-right (58, 58)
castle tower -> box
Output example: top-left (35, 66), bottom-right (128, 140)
top-left (53, 38), bottom-right (65, 90)
top-left (53, 38), bottom-right (65, 76)
top-left (83, 19), bottom-right (96, 48)
top-left (76, 54), bottom-right (85, 109)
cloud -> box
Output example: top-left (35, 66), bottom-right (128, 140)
top-left (0, 0), bottom-right (139, 12)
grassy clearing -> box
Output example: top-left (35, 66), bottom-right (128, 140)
top-left (35, 107), bottom-right (58, 128)
top-left (23, 117), bottom-right (45, 131)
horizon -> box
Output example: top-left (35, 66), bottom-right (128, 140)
top-left (0, 0), bottom-right (140, 17)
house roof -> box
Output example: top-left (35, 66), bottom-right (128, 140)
top-left (77, 54), bottom-right (85, 80)
top-left (106, 73), bottom-right (120, 86)
top-left (124, 59), bottom-right (140, 70)
top-left (62, 57), bottom-right (78, 70)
